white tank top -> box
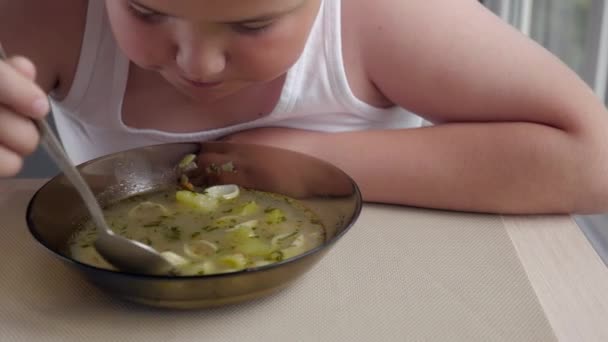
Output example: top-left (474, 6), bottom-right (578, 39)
top-left (50, 0), bottom-right (423, 164)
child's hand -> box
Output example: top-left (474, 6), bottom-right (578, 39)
top-left (0, 55), bottom-right (49, 177)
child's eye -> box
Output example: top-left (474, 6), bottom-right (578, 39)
top-left (127, 2), bottom-right (165, 23)
top-left (232, 21), bottom-right (275, 35)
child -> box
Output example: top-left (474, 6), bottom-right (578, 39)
top-left (1, 0), bottom-right (607, 214)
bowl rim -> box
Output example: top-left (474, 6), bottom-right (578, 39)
top-left (25, 142), bottom-right (363, 280)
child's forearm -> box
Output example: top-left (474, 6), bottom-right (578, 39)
top-left (297, 123), bottom-right (608, 214)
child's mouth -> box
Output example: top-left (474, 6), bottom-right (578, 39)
top-left (180, 76), bottom-right (223, 88)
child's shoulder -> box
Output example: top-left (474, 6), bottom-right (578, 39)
top-left (341, 0), bottom-right (492, 57)
top-left (339, 0), bottom-right (483, 108)
top-left (340, 0), bottom-right (550, 120)
top-left (0, 0), bottom-right (88, 94)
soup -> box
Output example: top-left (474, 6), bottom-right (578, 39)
top-left (68, 185), bottom-right (325, 276)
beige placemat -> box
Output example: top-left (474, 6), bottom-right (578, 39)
top-left (0, 183), bottom-right (556, 342)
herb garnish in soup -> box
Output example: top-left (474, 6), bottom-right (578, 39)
top-left (68, 185), bottom-right (325, 276)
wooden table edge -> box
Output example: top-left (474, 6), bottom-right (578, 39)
top-left (503, 215), bottom-right (608, 341)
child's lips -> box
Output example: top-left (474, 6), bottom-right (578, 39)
top-left (180, 76), bottom-right (223, 88)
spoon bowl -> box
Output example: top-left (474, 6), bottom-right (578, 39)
top-left (94, 231), bottom-right (174, 274)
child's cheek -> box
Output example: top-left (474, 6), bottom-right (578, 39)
top-left (106, 4), bottom-right (172, 69)
top-left (117, 29), bottom-right (171, 69)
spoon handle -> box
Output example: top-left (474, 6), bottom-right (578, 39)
top-left (0, 44), bottom-right (109, 233)
top-left (35, 120), bottom-right (110, 232)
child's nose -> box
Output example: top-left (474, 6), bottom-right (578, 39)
top-left (175, 30), bottom-right (227, 80)
top-left (176, 44), bottom-right (226, 80)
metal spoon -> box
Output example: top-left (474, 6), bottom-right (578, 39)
top-left (0, 46), bottom-right (173, 275)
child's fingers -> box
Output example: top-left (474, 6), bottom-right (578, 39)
top-left (0, 106), bottom-right (40, 155)
top-left (0, 58), bottom-right (48, 119)
top-left (6, 56), bottom-right (37, 80)
top-left (0, 145), bottom-right (23, 177)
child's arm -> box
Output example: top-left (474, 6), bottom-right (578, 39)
top-left (225, 0), bottom-right (608, 214)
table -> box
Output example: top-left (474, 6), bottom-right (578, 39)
top-left (1, 179), bottom-right (607, 341)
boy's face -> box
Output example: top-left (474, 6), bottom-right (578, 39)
top-left (105, 0), bottom-right (320, 102)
